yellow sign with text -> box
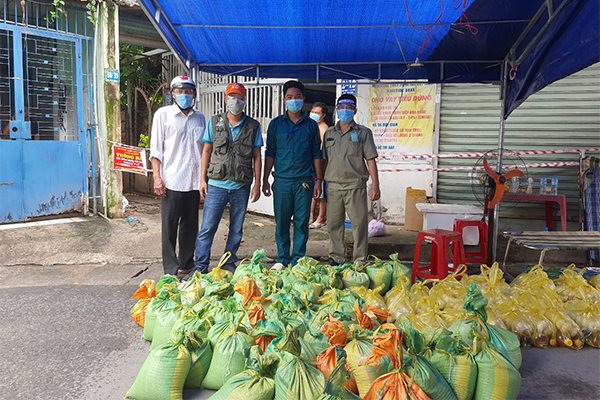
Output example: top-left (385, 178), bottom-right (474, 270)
top-left (368, 84), bottom-right (436, 157)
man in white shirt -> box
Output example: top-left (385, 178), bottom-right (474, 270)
top-left (150, 75), bottom-right (205, 276)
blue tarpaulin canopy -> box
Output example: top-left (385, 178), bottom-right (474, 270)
top-left (139, 0), bottom-right (599, 117)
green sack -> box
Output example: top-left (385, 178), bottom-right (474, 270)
top-left (344, 331), bottom-right (391, 398)
top-left (274, 351), bottom-right (325, 400)
top-left (292, 280), bottom-right (323, 304)
top-left (267, 325), bottom-right (303, 356)
top-left (210, 346), bottom-right (278, 400)
top-left (341, 265), bottom-right (370, 290)
top-left (474, 344), bottom-right (521, 400)
top-left (208, 297), bottom-right (246, 325)
top-left (142, 285), bottom-right (181, 342)
top-left (460, 283), bottom-right (522, 369)
top-left (365, 257), bottom-right (393, 296)
top-left (233, 249), bottom-right (268, 282)
top-left (125, 333), bottom-right (191, 400)
top-left (404, 354), bottom-right (457, 400)
top-left (316, 289), bottom-right (360, 322)
top-left (155, 274), bottom-right (179, 292)
top-left (202, 321), bottom-right (254, 390)
top-left (184, 340), bottom-right (213, 389)
top-left (300, 331), bottom-right (330, 363)
top-left (401, 324), bottom-right (457, 400)
top-left (178, 272), bottom-right (205, 307)
top-left (150, 307), bottom-right (185, 350)
top-left (487, 324), bottom-right (522, 369)
top-left (317, 357), bottom-right (362, 400)
top-left (430, 351), bottom-right (477, 400)
top-left (389, 253), bottom-right (411, 288)
top-left (142, 298), bottom-right (158, 341)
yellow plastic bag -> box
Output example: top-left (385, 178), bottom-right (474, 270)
top-left (464, 263), bottom-right (509, 305)
top-left (349, 286), bottom-right (387, 310)
top-left (589, 274), bottom-right (600, 290)
top-left (207, 252), bottom-right (235, 283)
top-left (554, 265), bottom-right (600, 302)
top-left (385, 283), bottom-right (413, 321)
top-left (564, 299), bottom-right (600, 347)
top-left (545, 308), bottom-right (585, 349)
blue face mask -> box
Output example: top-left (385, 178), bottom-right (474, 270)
top-left (286, 99), bottom-right (304, 113)
top-left (309, 112), bottom-right (321, 122)
top-left (337, 109), bottom-right (355, 123)
top-left (175, 94), bottom-right (193, 109)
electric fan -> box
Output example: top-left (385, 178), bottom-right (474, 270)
top-left (469, 149), bottom-right (528, 265)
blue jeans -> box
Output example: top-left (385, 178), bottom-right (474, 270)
top-left (194, 184), bottom-right (250, 271)
top-left (273, 178), bottom-right (314, 265)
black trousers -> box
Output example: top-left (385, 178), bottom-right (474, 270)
top-left (161, 188), bottom-right (200, 275)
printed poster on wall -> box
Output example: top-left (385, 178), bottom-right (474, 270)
top-left (112, 144), bottom-right (148, 176)
top-left (368, 84), bottom-right (436, 158)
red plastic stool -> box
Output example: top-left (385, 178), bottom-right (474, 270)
top-left (453, 219), bottom-right (488, 264)
top-left (412, 229), bottom-right (466, 283)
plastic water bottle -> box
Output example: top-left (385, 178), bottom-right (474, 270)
top-left (551, 176), bottom-right (559, 195)
top-left (510, 176), bottom-right (520, 193)
top-left (539, 175), bottom-right (547, 195)
top-left (526, 177), bottom-right (533, 194)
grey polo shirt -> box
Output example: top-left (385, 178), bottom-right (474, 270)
top-left (323, 121), bottom-right (378, 190)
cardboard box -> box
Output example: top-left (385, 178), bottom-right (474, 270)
top-left (404, 187), bottom-right (428, 231)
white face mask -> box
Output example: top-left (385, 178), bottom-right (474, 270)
top-left (226, 96), bottom-right (246, 115)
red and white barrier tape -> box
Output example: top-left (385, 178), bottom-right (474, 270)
top-left (379, 161), bottom-right (580, 173)
top-left (379, 148), bottom-right (599, 161)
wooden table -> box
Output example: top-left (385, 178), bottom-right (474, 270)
top-left (503, 193), bottom-right (568, 231)
top-left (502, 231), bottom-right (600, 266)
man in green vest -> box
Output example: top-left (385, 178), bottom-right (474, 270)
top-left (191, 82), bottom-right (263, 274)
top-left (323, 94), bottom-right (380, 264)
top-left (263, 80), bottom-right (323, 269)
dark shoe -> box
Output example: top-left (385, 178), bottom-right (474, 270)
top-left (328, 258), bottom-right (342, 266)
top-left (221, 263), bottom-right (237, 273)
top-left (181, 267), bottom-right (207, 281)
top-left (177, 267), bottom-right (194, 276)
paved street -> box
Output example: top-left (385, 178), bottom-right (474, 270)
top-left (0, 195), bottom-right (598, 399)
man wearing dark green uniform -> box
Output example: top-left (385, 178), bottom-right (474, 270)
top-left (263, 80), bottom-right (323, 268)
top-left (323, 94), bottom-right (380, 264)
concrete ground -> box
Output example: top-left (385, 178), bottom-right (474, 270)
top-left (0, 193), bottom-right (598, 399)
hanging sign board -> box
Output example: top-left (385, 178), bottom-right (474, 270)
top-left (112, 144), bottom-right (148, 175)
top-left (367, 83), bottom-right (436, 158)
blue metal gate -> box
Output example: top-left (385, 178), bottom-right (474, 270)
top-left (0, 2), bottom-right (93, 223)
